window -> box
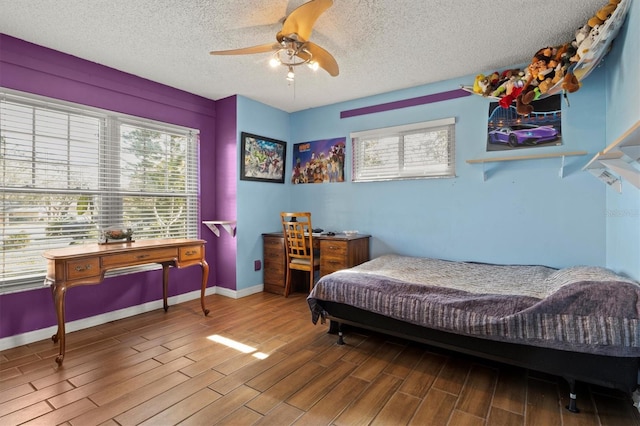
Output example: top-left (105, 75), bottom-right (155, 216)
top-left (0, 90), bottom-right (199, 293)
top-left (352, 117), bottom-right (455, 182)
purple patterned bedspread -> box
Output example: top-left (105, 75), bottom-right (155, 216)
top-left (307, 255), bottom-right (640, 357)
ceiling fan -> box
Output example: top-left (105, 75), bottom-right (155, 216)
top-left (210, 0), bottom-right (339, 80)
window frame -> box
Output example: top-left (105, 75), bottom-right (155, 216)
top-left (0, 89), bottom-right (200, 294)
top-left (351, 117), bottom-right (456, 182)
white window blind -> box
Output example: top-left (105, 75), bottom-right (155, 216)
top-left (0, 90), bottom-right (199, 294)
top-left (352, 117), bottom-right (455, 182)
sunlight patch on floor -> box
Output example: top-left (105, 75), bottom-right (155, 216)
top-left (207, 334), bottom-right (269, 359)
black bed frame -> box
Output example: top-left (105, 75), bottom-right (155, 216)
top-left (319, 301), bottom-right (639, 413)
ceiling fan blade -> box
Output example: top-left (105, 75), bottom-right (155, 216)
top-left (280, 0), bottom-right (333, 42)
top-left (304, 42), bottom-right (339, 76)
top-left (210, 43), bottom-right (280, 55)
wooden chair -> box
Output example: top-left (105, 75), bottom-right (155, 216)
top-left (280, 212), bottom-right (320, 297)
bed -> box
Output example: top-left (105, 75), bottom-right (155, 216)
top-left (307, 254), bottom-right (640, 412)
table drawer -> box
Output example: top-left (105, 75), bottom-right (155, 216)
top-left (67, 258), bottom-right (101, 280)
top-left (102, 248), bottom-right (177, 268)
top-left (179, 245), bottom-right (202, 262)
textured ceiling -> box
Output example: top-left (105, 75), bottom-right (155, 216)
top-left (0, 0), bottom-right (607, 112)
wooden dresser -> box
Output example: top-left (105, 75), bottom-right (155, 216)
top-left (262, 232), bottom-right (370, 295)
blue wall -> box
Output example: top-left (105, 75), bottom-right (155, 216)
top-left (235, 96), bottom-right (291, 290)
top-left (604, 0), bottom-right (640, 280)
top-left (285, 74), bottom-right (608, 269)
top-left (231, 4), bottom-right (639, 285)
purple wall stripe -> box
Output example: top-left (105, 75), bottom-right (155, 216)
top-left (340, 89), bottom-right (471, 119)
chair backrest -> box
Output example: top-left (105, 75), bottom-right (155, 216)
top-left (280, 212), bottom-right (313, 262)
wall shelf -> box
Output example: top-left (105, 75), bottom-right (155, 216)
top-left (467, 151), bottom-right (587, 181)
top-left (583, 121), bottom-right (640, 192)
top-left (203, 220), bottom-right (237, 237)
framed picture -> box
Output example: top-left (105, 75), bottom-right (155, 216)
top-left (240, 132), bottom-right (287, 183)
top-left (486, 95), bottom-right (562, 152)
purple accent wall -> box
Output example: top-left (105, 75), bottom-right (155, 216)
top-left (211, 96), bottom-right (238, 289)
top-left (340, 89), bottom-right (471, 118)
top-left (0, 34), bottom-right (237, 339)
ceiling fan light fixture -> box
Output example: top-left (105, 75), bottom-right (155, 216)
top-left (269, 56), bottom-right (281, 68)
top-left (270, 40), bottom-right (314, 80)
top-left (210, 0), bottom-right (339, 79)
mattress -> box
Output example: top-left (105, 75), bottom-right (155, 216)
top-left (308, 254), bottom-right (640, 357)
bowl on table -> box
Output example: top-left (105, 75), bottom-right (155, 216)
top-left (101, 227), bottom-right (134, 243)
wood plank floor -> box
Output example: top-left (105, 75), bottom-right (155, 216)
top-left (1, 292), bottom-right (639, 425)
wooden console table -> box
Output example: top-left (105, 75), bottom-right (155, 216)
top-left (42, 238), bottom-right (209, 365)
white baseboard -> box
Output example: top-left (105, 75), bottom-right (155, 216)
top-left (232, 284), bottom-right (264, 299)
top-left (0, 283), bottom-right (265, 351)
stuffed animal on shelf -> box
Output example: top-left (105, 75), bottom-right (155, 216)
top-left (575, 24), bottom-right (591, 46)
top-left (571, 0), bottom-right (620, 62)
top-left (581, 0), bottom-right (619, 59)
top-left (490, 69), bottom-right (524, 97)
top-left (513, 45), bottom-right (562, 114)
top-left (470, 68), bottom-right (528, 100)
top-left (465, 0), bottom-right (626, 115)
top-left (528, 46), bottom-right (561, 81)
top-left (562, 72), bottom-right (581, 93)
top-left (575, 24), bottom-right (602, 59)
top-left (538, 78), bottom-right (554, 94)
top-left (516, 92), bottom-right (534, 115)
top-left (499, 84), bottom-right (523, 108)
top-left (588, 0), bottom-right (620, 27)
top-left (473, 74), bottom-right (486, 94)
top-left (515, 0), bottom-right (622, 116)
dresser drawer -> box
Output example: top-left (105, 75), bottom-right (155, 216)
top-left (321, 258), bottom-right (348, 276)
top-left (67, 258), bottom-right (101, 280)
top-left (179, 245), bottom-right (202, 262)
top-left (102, 248), bottom-right (177, 268)
top-left (264, 236), bottom-right (283, 246)
top-left (264, 256), bottom-right (284, 272)
top-left (263, 235), bottom-right (285, 293)
top-left (264, 268), bottom-right (284, 286)
top-left (264, 237), bottom-right (284, 254)
top-left (319, 240), bottom-right (347, 258)
top-left (264, 253), bottom-right (284, 285)
top-left (264, 248), bottom-right (284, 261)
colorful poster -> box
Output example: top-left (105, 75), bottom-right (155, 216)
top-left (291, 137), bottom-right (346, 184)
top-left (486, 95), bottom-right (562, 152)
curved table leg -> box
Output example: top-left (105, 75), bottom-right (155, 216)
top-left (50, 283), bottom-right (67, 365)
top-left (162, 263), bottom-right (170, 312)
top-left (200, 260), bottom-right (210, 316)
